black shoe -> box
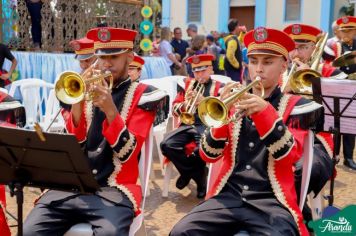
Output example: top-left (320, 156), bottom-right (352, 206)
top-left (192, 167), bottom-right (208, 199)
top-left (344, 159), bottom-right (356, 170)
top-left (176, 176), bottom-right (191, 190)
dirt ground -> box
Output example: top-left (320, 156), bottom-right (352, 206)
top-left (6, 147), bottom-right (356, 236)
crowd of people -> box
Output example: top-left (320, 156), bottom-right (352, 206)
top-left (152, 21), bottom-right (248, 83)
top-left (0, 11), bottom-right (355, 236)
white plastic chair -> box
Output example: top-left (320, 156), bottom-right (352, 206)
top-left (0, 87), bottom-right (8, 94)
top-left (8, 78), bottom-right (45, 97)
top-left (64, 126), bottom-right (154, 236)
top-left (19, 79), bottom-right (54, 129)
top-left (140, 78), bottom-right (180, 177)
top-left (210, 74), bottom-right (232, 84)
top-left (41, 89), bottom-right (65, 132)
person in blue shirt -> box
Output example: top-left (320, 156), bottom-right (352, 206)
top-left (171, 27), bottom-right (189, 63)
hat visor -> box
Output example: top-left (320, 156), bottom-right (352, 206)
top-left (75, 53), bottom-right (95, 61)
top-left (192, 65), bottom-right (209, 72)
top-left (338, 26), bottom-right (356, 31)
top-left (95, 48), bottom-right (130, 56)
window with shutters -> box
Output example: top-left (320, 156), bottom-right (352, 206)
top-left (187, 0), bottom-right (202, 23)
top-left (284, 0), bottom-right (302, 21)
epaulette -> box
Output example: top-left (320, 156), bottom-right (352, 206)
top-left (288, 98), bottom-right (324, 130)
top-left (138, 85), bottom-right (169, 126)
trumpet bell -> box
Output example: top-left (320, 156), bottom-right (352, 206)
top-left (290, 69), bottom-right (321, 94)
top-left (55, 71), bottom-right (85, 105)
top-left (198, 97), bottom-right (228, 128)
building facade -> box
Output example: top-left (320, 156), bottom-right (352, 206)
top-left (162, 0), bottom-right (351, 39)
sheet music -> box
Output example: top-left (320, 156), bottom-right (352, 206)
top-left (321, 78), bottom-right (356, 135)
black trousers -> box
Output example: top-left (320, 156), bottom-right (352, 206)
top-left (26, 1), bottom-right (42, 45)
top-left (294, 143), bottom-right (333, 199)
top-left (160, 125), bottom-right (206, 181)
top-left (170, 194), bottom-right (298, 236)
top-left (23, 192), bottom-right (134, 236)
top-left (343, 134), bottom-right (355, 161)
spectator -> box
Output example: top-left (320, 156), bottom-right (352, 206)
top-left (171, 27), bottom-right (189, 62)
top-left (224, 18), bottom-right (243, 82)
top-left (206, 34), bottom-right (224, 75)
top-left (186, 23), bottom-right (198, 41)
top-left (0, 43), bottom-right (17, 88)
top-left (26, 0), bottom-right (43, 49)
top-left (159, 27), bottom-right (182, 75)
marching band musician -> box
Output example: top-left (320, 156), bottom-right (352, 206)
top-left (128, 54), bottom-right (145, 82)
top-left (322, 16), bottom-right (356, 170)
top-left (160, 54), bottom-right (224, 199)
top-left (0, 91), bottom-right (26, 236)
top-left (170, 28), bottom-right (321, 236)
top-left (70, 37), bottom-right (97, 72)
top-left (283, 23), bottom-right (343, 225)
top-left (23, 27), bottom-right (167, 236)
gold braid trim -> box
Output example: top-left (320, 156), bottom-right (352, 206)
top-left (261, 117), bottom-right (283, 140)
top-left (248, 41), bottom-right (289, 58)
top-left (315, 134), bottom-right (333, 158)
top-left (201, 134), bottom-right (224, 156)
top-left (191, 61), bottom-right (212, 69)
top-left (215, 119), bottom-right (242, 195)
top-left (75, 48), bottom-right (94, 55)
top-left (267, 154), bottom-right (301, 233)
top-left (108, 160), bottom-right (139, 212)
top-left (94, 40), bottom-right (134, 50)
top-left (85, 100), bottom-right (93, 133)
top-left (113, 132), bottom-right (137, 162)
top-left (290, 34), bottom-right (317, 42)
top-left (116, 185), bottom-right (139, 212)
top-left (267, 130), bottom-right (293, 155)
top-left (121, 82), bottom-right (139, 122)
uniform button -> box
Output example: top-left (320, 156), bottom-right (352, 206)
top-left (287, 141), bottom-right (293, 147)
top-left (277, 125), bottom-right (283, 131)
top-left (242, 197), bottom-right (247, 202)
top-left (246, 165), bottom-right (251, 170)
top-left (251, 122), bottom-right (255, 126)
top-left (249, 142), bottom-right (255, 148)
top-left (346, 67), bottom-right (350, 70)
top-left (243, 185), bottom-right (249, 190)
top-left (96, 148), bottom-right (102, 153)
top-left (92, 169), bottom-right (98, 174)
top-left (123, 137), bottom-right (128, 142)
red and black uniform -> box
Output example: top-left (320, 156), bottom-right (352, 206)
top-left (23, 79), bottom-right (166, 235)
top-left (171, 87), bottom-right (319, 236)
top-left (0, 91), bottom-right (26, 236)
top-left (160, 77), bottom-right (223, 197)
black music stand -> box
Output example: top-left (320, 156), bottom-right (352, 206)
top-left (312, 77), bottom-right (356, 210)
top-left (0, 126), bottom-right (100, 236)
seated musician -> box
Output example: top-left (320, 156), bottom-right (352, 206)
top-left (170, 27), bottom-right (320, 236)
top-left (322, 16), bottom-right (356, 170)
top-left (0, 91), bottom-right (25, 236)
top-left (160, 54), bottom-right (224, 198)
top-left (23, 27), bottom-right (166, 236)
top-left (0, 90), bottom-right (26, 127)
top-left (283, 23), bottom-right (341, 223)
top-left (128, 55), bottom-right (145, 82)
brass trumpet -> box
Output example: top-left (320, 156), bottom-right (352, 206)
top-left (198, 77), bottom-right (263, 128)
top-left (180, 80), bottom-right (205, 125)
top-left (55, 70), bottom-right (113, 105)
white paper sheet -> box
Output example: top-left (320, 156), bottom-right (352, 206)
top-left (321, 79), bottom-right (356, 134)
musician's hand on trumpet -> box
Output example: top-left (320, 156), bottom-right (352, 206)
top-left (92, 78), bottom-right (118, 124)
top-left (219, 82), bottom-right (243, 110)
top-left (236, 93), bottom-right (268, 117)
